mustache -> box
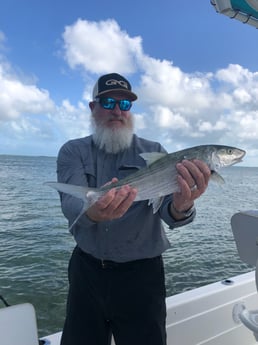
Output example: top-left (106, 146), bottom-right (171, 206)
top-left (91, 112), bottom-right (134, 130)
top-left (108, 115), bottom-right (126, 122)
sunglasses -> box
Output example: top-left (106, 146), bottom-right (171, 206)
top-left (95, 97), bottom-right (132, 111)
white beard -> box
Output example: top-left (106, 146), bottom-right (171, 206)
top-left (91, 117), bottom-right (134, 154)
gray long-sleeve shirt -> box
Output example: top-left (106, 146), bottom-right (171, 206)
top-left (57, 134), bottom-right (195, 262)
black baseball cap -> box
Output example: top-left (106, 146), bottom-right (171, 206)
top-left (92, 73), bottom-right (137, 101)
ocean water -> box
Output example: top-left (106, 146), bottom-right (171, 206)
top-left (0, 154), bottom-right (257, 337)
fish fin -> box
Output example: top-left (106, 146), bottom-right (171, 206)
top-left (139, 152), bottom-right (167, 166)
top-left (210, 171), bottom-right (225, 184)
top-left (44, 181), bottom-right (90, 202)
top-left (148, 197), bottom-right (164, 213)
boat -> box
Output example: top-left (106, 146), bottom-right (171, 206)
top-left (1, 210), bottom-right (258, 345)
top-left (211, 0), bottom-right (258, 28)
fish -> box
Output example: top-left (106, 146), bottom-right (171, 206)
top-left (44, 144), bottom-right (245, 229)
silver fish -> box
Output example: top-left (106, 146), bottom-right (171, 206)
top-left (45, 144), bottom-right (245, 229)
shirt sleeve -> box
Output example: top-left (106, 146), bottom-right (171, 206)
top-left (158, 194), bottom-right (196, 229)
top-left (57, 140), bottom-right (96, 230)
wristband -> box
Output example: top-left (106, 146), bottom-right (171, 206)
top-left (172, 203), bottom-right (195, 218)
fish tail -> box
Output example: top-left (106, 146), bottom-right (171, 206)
top-left (44, 181), bottom-right (104, 231)
top-left (44, 181), bottom-right (102, 210)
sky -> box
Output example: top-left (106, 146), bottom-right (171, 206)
top-left (0, 0), bottom-right (258, 166)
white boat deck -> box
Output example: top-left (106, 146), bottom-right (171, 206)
top-left (166, 270), bottom-right (258, 345)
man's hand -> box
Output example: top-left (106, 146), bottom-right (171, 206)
top-left (86, 178), bottom-right (138, 222)
top-left (171, 159), bottom-right (211, 219)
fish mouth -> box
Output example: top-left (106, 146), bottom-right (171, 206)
top-left (233, 149), bottom-right (246, 165)
top-left (232, 155), bottom-right (245, 165)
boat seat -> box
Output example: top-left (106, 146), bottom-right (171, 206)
top-left (231, 210), bottom-right (258, 342)
top-left (0, 303), bottom-right (39, 345)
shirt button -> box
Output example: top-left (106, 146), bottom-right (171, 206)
top-left (105, 228), bottom-right (109, 232)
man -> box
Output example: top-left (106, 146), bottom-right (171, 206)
top-left (57, 73), bottom-right (210, 345)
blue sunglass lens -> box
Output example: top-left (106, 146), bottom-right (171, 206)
top-left (119, 100), bottom-right (131, 111)
top-left (99, 98), bottom-right (132, 111)
top-left (100, 98), bottom-right (116, 109)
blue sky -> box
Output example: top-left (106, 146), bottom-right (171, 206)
top-left (0, 0), bottom-right (258, 166)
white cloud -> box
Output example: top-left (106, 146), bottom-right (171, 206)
top-left (152, 105), bottom-right (190, 130)
top-left (46, 99), bottom-right (91, 141)
top-left (63, 19), bottom-right (142, 74)
top-left (198, 120), bottom-right (227, 132)
top-left (216, 64), bottom-right (255, 86)
top-left (133, 113), bottom-right (146, 130)
top-left (138, 56), bottom-right (213, 113)
top-left (0, 63), bottom-right (55, 121)
top-left (238, 111), bottom-right (258, 140)
top-left (233, 88), bottom-right (252, 104)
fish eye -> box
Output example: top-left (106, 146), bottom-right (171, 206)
top-left (227, 148), bottom-right (233, 155)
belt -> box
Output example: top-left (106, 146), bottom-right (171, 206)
top-left (77, 247), bottom-right (160, 270)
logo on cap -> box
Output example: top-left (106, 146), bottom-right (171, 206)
top-left (105, 79), bottom-right (129, 89)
